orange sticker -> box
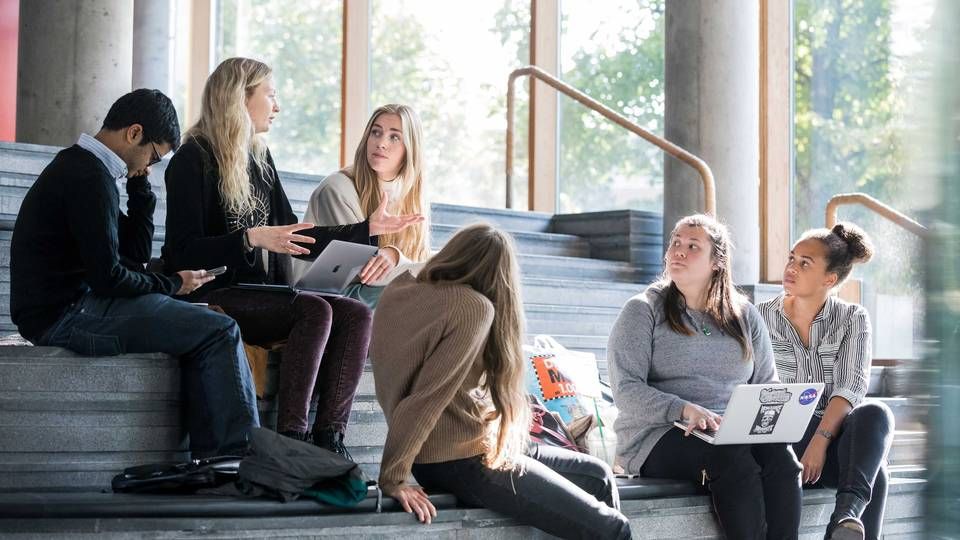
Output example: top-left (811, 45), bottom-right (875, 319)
top-left (530, 353), bottom-right (578, 401)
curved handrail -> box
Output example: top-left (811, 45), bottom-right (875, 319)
top-left (825, 193), bottom-right (928, 239)
top-left (506, 65), bottom-right (716, 214)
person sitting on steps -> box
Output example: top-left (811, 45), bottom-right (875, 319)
top-left (9, 89), bottom-right (259, 458)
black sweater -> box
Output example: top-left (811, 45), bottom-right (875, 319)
top-left (161, 136), bottom-right (373, 297)
top-left (10, 145), bottom-right (181, 342)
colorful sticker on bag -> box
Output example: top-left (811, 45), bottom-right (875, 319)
top-left (528, 353), bottom-right (578, 401)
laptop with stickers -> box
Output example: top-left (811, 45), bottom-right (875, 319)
top-left (673, 383), bottom-right (825, 445)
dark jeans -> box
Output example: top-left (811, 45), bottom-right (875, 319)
top-left (411, 444), bottom-right (631, 540)
top-left (38, 291), bottom-right (259, 457)
top-left (642, 428), bottom-right (803, 540)
top-left (203, 288), bottom-right (371, 434)
top-left (794, 401), bottom-right (894, 540)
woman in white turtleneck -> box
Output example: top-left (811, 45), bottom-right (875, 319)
top-left (293, 104), bottom-right (430, 306)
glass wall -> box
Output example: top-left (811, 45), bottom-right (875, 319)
top-left (215, 0), bottom-right (343, 176)
top-left (557, 0), bottom-right (665, 214)
top-left (369, 0), bottom-right (530, 208)
top-left (793, 0), bottom-right (934, 359)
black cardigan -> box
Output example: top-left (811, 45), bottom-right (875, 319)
top-left (11, 145), bottom-right (180, 341)
top-left (162, 136), bottom-right (373, 295)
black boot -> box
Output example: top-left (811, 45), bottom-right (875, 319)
top-left (825, 492), bottom-right (867, 540)
top-left (278, 430), bottom-right (311, 442)
top-left (313, 428), bottom-right (353, 461)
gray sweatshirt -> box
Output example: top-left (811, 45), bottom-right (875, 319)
top-left (607, 283), bottom-right (777, 473)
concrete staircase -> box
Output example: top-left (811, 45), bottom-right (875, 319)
top-left (0, 141), bottom-right (928, 538)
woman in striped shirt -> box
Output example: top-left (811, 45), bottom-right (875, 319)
top-left (758, 223), bottom-right (894, 540)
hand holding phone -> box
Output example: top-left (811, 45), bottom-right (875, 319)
top-left (206, 266), bottom-right (227, 276)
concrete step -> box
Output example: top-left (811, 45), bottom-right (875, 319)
top-left (431, 224), bottom-right (590, 258)
top-left (0, 478), bottom-right (925, 539)
top-left (518, 253), bottom-right (656, 283)
top-left (431, 202), bottom-right (553, 233)
top-left (521, 276), bottom-right (642, 308)
top-left (525, 303), bottom-right (622, 337)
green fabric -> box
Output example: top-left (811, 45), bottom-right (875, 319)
top-left (302, 471), bottom-right (369, 507)
top-left (342, 283), bottom-right (386, 309)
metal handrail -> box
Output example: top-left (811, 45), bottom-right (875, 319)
top-left (505, 65), bottom-right (716, 214)
top-left (825, 192), bottom-right (928, 238)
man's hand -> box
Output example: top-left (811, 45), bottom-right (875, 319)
top-left (369, 191), bottom-right (424, 236)
top-left (176, 269), bottom-right (215, 295)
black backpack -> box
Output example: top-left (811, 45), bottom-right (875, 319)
top-left (111, 455), bottom-right (241, 494)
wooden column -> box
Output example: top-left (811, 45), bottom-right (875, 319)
top-left (341, 0), bottom-right (370, 168)
top-left (528, 0), bottom-right (559, 212)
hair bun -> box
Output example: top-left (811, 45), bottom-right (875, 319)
top-left (831, 221), bottom-right (875, 264)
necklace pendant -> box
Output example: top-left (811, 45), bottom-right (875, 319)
top-left (702, 326), bottom-right (712, 336)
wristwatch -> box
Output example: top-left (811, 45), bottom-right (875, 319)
top-left (815, 429), bottom-right (834, 441)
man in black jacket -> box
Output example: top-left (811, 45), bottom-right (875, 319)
top-left (10, 89), bottom-right (259, 457)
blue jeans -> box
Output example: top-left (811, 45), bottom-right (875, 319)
top-left (38, 291), bottom-right (260, 457)
top-left (412, 444), bottom-right (631, 540)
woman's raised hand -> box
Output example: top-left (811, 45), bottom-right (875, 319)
top-left (680, 402), bottom-right (723, 436)
top-left (246, 223), bottom-right (316, 255)
top-left (369, 191), bottom-right (424, 237)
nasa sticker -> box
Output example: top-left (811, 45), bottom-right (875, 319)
top-left (799, 387), bottom-right (819, 406)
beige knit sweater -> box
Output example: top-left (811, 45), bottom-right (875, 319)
top-left (371, 272), bottom-right (496, 492)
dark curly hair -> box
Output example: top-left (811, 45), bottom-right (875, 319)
top-left (800, 221), bottom-right (875, 286)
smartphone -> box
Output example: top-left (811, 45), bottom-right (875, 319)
top-left (206, 266), bottom-right (228, 276)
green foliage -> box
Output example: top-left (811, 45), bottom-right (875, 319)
top-left (794, 0), bottom-right (926, 294)
top-left (557, 1), bottom-right (665, 213)
top-left (370, 0), bottom-right (530, 207)
top-left (216, 0), bottom-right (343, 175)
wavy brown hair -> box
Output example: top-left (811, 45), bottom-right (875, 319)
top-left (659, 214), bottom-right (752, 359)
top-left (418, 223), bottom-right (529, 469)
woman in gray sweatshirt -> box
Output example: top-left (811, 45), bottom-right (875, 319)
top-left (608, 214), bottom-right (803, 540)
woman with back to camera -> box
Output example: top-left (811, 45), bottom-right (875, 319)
top-left (758, 223), bottom-right (892, 540)
top-left (292, 104), bottom-right (429, 307)
top-left (163, 57), bottom-right (421, 456)
top-left (370, 223), bottom-right (631, 539)
top-left (608, 214), bottom-right (803, 539)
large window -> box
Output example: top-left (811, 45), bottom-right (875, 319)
top-left (557, 0), bottom-right (665, 213)
top-left (793, 0), bottom-right (933, 359)
top-left (215, 0), bottom-right (343, 176)
top-left (369, 0), bottom-right (530, 208)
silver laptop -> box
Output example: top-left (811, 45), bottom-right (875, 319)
top-left (673, 383), bottom-right (825, 445)
top-left (236, 240), bottom-right (377, 296)
top-left (293, 240), bottom-right (378, 293)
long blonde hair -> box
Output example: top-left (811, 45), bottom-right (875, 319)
top-left (418, 223), bottom-right (530, 469)
top-left (186, 57), bottom-right (273, 216)
top-left (660, 214), bottom-right (752, 359)
top-left (343, 104), bottom-right (429, 261)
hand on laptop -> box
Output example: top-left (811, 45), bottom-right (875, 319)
top-left (369, 191), bottom-right (424, 236)
top-left (246, 223), bottom-right (317, 255)
top-left (680, 403), bottom-right (723, 436)
top-left (359, 246), bottom-right (399, 284)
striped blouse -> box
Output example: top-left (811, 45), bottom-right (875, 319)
top-left (757, 294), bottom-right (872, 415)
